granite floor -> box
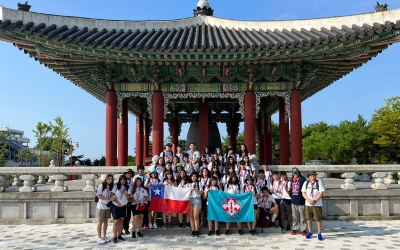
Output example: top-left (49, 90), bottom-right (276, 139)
top-left (0, 220), bottom-right (399, 249)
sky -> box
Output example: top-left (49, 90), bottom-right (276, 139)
top-left (0, 0), bottom-right (399, 160)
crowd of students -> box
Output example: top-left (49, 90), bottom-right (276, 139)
top-left (95, 142), bottom-right (325, 244)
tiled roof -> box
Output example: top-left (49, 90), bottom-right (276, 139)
top-left (1, 19), bottom-right (399, 53)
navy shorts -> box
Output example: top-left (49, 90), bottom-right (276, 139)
top-left (111, 205), bottom-right (126, 220)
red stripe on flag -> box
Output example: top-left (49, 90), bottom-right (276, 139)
top-left (150, 197), bottom-right (189, 214)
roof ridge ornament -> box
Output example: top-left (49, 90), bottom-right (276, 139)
top-left (374, 1), bottom-right (388, 12)
top-left (194, 0), bottom-right (214, 17)
top-left (17, 1), bottom-right (31, 12)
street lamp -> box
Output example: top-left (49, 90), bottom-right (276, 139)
top-left (69, 139), bottom-right (79, 166)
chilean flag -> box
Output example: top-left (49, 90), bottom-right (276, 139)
top-left (149, 185), bottom-right (190, 214)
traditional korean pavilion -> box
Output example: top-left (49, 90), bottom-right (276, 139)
top-left (1, 1), bottom-right (399, 166)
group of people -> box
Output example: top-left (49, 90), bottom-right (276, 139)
top-left (95, 142), bottom-right (325, 244)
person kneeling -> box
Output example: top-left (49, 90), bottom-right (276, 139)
top-left (258, 187), bottom-right (279, 229)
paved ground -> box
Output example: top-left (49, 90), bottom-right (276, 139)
top-left (0, 220), bottom-right (399, 249)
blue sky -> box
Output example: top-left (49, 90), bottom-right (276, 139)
top-left (0, 0), bottom-right (399, 160)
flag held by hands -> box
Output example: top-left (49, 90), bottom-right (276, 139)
top-left (149, 185), bottom-right (190, 214)
top-left (207, 191), bottom-right (254, 222)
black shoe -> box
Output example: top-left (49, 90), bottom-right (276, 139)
top-left (238, 230), bottom-right (244, 235)
top-left (124, 229), bottom-right (130, 235)
top-left (117, 235), bottom-right (125, 241)
top-left (253, 230), bottom-right (258, 235)
top-left (186, 223), bottom-right (191, 228)
top-left (249, 230), bottom-right (254, 235)
top-left (208, 230), bottom-right (212, 236)
top-left (225, 230), bottom-right (230, 235)
top-left (137, 232), bottom-right (143, 237)
top-left (215, 230), bottom-right (220, 236)
top-left (191, 231), bottom-right (195, 237)
top-left (178, 223), bottom-right (183, 228)
top-left (196, 231), bottom-right (199, 237)
top-left (113, 237), bottom-right (117, 243)
top-left (132, 232), bottom-right (136, 238)
top-left (286, 225), bottom-right (291, 231)
top-left (272, 223), bottom-right (278, 228)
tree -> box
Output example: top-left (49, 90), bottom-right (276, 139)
top-left (19, 149), bottom-right (34, 166)
top-left (33, 122), bottom-right (52, 166)
top-left (128, 155), bottom-right (136, 166)
top-left (50, 116), bottom-right (69, 166)
top-left (0, 131), bottom-right (9, 167)
top-left (93, 156), bottom-right (106, 166)
top-left (83, 158), bottom-right (92, 166)
top-left (370, 96), bottom-right (400, 159)
top-left (302, 122), bottom-right (331, 139)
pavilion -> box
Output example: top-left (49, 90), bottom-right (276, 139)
top-left (0, 1), bottom-right (399, 166)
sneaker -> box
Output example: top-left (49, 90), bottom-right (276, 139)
top-left (253, 230), bottom-right (258, 235)
top-left (208, 230), bottom-right (213, 236)
top-left (168, 223), bottom-right (173, 229)
top-left (225, 230), bottom-right (230, 235)
top-left (272, 222), bottom-right (278, 228)
top-left (238, 230), bottom-right (244, 235)
top-left (178, 223), bottom-right (183, 228)
top-left (132, 232), bottom-right (136, 238)
top-left (163, 223), bottom-right (167, 229)
top-left (137, 232), bottom-right (144, 237)
top-left (318, 233), bottom-right (323, 241)
top-left (113, 237), bottom-right (117, 243)
top-left (215, 230), bottom-right (220, 236)
top-left (191, 231), bottom-right (195, 237)
top-left (153, 223), bottom-right (158, 229)
top-left (102, 236), bottom-right (110, 243)
top-left (249, 230), bottom-right (254, 235)
top-left (291, 230), bottom-right (298, 235)
top-left (148, 223), bottom-right (153, 229)
top-left (117, 235), bottom-right (125, 241)
top-left (196, 231), bottom-right (200, 237)
top-left (97, 237), bottom-right (106, 244)
top-left (200, 222), bottom-right (204, 227)
top-left (142, 224), bottom-right (148, 229)
top-left (124, 229), bottom-right (129, 235)
top-left (301, 231), bottom-right (307, 236)
top-left (186, 223), bottom-right (190, 228)
top-left (306, 231), bottom-right (313, 239)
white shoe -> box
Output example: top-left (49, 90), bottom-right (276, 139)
top-left (97, 237), bottom-right (106, 244)
top-left (153, 223), bottom-right (158, 229)
top-left (148, 223), bottom-right (153, 229)
top-left (102, 236), bottom-right (110, 243)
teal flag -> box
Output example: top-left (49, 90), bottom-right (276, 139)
top-left (207, 191), bottom-right (254, 222)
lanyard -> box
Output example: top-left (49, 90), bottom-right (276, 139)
top-left (135, 188), bottom-right (141, 201)
top-left (309, 181), bottom-right (316, 197)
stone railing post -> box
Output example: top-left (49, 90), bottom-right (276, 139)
top-left (82, 174), bottom-right (99, 192)
top-left (384, 172), bottom-right (395, 184)
top-left (36, 175), bottom-right (47, 184)
top-left (317, 172), bottom-right (328, 189)
top-left (0, 175), bottom-right (8, 192)
top-left (50, 174), bottom-right (68, 192)
top-left (19, 175), bottom-right (37, 192)
top-left (371, 172), bottom-right (388, 190)
top-left (340, 172), bottom-right (358, 190)
top-left (12, 175), bottom-right (23, 186)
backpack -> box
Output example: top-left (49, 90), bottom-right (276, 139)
top-left (259, 209), bottom-right (272, 228)
top-left (305, 180), bottom-right (320, 191)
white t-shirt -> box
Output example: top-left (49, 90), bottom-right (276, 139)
top-left (96, 184), bottom-right (112, 210)
top-left (258, 195), bottom-right (276, 210)
top-left (254, 178), bottom-right (269, 190)
top-left (178, 179), bottom-right (188, 188)
top-left (132, 174), bottom-right (148, 185)
top-left (238, 168), bottom-right (251, 186)
top-left (187, 150), bottom-right (200, 163)
top-left (132, 187), bottom-right (148, 204)
top-left (163, 179), bottom-right (175, 186)
top-left (189, 181), bottom-right (203, 198)
top-left (301, 179), bottom-right (325, 206)
top-left (183, 162), bottom-right (198, 175)
top-left (269, 180), bottom-right (283, 200)
top-left (111, 185), bottom-right (132, 207)
top-left (280, 180), bottom-right (292, 200)
top-left (204, 186), bottom-right (220, 204)
top-left (236, 152), bottom-right (251, 161)
top-left (242, 184), bottom-right (259, 204)
top-left (245, 163), bottom-right (256, 175)
top-left (224, 183), bottom-right (240, 194)
top-left (144, 178), bottom-right (161, 201)
top-left (160, 150), bottom-right (174, 163)
top-left (148, 165), bottom-right (165, 182)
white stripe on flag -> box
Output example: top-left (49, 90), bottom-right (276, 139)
top-left (164, 185), bottom-right (190, 201)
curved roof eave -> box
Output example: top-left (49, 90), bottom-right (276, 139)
top-left (1, 6), bottom-right (400, 31)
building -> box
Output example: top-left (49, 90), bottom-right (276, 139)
top-left (0, 1), bottom-right (399, 166)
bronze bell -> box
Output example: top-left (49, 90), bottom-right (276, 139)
top-left (185, 121), bottom-right (222, 153)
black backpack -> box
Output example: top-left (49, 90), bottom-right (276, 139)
top-left (305, 180), bottom-right (320, 191)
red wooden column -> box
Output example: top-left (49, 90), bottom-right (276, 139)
top-left (199, 100), bottom-right (209, 149)
top-left (171, 117), bottom-right (179, 149)
top-left (143, 117), bottom-right (150, 161)
top-left (135, 114), bottom-right (143, 166)
top-left (105, 90), bottom-right (117, 166)
top-left (290, 90), bottom-right (302, 165)
top-left (229, 117), bottom-right (237, 151)
top-left (152, 91), bottom-right (164, 157)
top-left (279, 99), bottom-right (290, 165)
top-left (244, 91), bottom-right (256, 154)
top-left (264, 115), bottom-right (273, 164)
top-left (258, 117), bottom-right (265, 164)
top-left (118, 100), bottom-right (128, 166)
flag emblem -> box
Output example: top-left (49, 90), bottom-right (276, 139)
top-left (222, 198), bottom-right (241, 216)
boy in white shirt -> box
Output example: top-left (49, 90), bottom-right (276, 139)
top-left (301, 171), bottom-right (325, 241)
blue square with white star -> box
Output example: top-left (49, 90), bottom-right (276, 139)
top-left (151, 185), bottom-right (164, 198)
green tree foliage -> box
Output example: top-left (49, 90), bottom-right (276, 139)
top-left (50, 116), bottom-right (69, 165)
top-left (128, 155), bottom-right (136, 166)
top-left (0, 131), bottom-right (9, 167)
top-left (33, 122), bottom-right (52, 166)
top-left (370, 96), bottom-right (400, 159)
top-left (93, 156), bottom-right (106, 166)
top-left (302, 122), bottom-right (331, 139)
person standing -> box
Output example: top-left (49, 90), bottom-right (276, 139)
top-left (160, 142), bottom-right (174, 164)
top-left (131, 177), bottom-right (148, 238)
top-left (96, 174), bottom-right (114, 244)
top-left (123, 168), bottom-right (134, 235)
top-left (187, 142), bottom-right (200, 171)
top-left (301, 171), bottom-right (325, 241)
top-left (290, 167), bottom-right (307, 236)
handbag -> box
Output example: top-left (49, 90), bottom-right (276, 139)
top-left (106, 201), bottom-right (113, 207)
top-left (95, 196), bottom-right (99, 203)
top-left (136, 204), bottom-right (146, 211)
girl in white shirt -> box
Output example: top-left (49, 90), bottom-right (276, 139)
top-left (242, 175), bottom-right (260, 235)
top-left (204, 176), bottom-right (221, 236)
top-left (188, 173), bottom-right (204, 237)
top-left (110, 175), bottom-right (132, 243)
top-left (199, 168), bottom-right (211, 228)
top-left (176, 170), bottom-right (190, 228)
top-left (96, 174), bottom-right (114, 244)
top-left (215, 147), bottom-right (224, 165)
top-left (199, 154), bottom-right (209, 172)
top-left (131, 177), bottom-right (148, 238)
top-left (237, 144), bottom-right (251, 162)
top-left (224, 174), bottom-right (243, 235)
top-left (162, 170), bottom-right (177, 229)
top-left (144, 169), bottom-right (161, 229)
top-left (221, 165), bottom-right (235, 191)
top-left (243, 155), bottom-right (256, 178)
top-left (237, 160), bottom-right (251, 187)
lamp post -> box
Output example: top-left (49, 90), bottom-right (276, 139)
top-left (69, 139), bottom-right (79, 166)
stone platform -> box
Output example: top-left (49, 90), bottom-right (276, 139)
top-left (0, 220), bottom-right (400, 249)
